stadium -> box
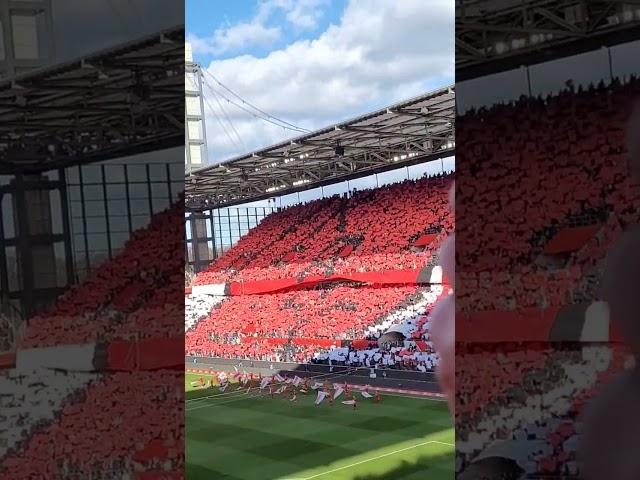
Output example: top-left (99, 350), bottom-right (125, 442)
top-left (183, 37), bottom-right (456, 480)
top-left (456, 0), bottom-right (640, 478)
top-left (0, 5), bottom-right (185, 479)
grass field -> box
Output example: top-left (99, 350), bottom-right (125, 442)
top-left (185, 373), bottom-right (454, 480)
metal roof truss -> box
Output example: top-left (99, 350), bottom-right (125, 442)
top-left (186, 85), bottom-right (455, 210)
top-left (0, 26), bottom-right (185, 174)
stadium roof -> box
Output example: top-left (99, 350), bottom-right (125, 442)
top-left (457, 0), bottom-right (640, 80)
top-left (185, 85), bottom-right (455, 211)
top-left (0, 26), bottom-right (184, 175)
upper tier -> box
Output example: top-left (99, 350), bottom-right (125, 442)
top-left (195, 173), bottom-right (454, 285)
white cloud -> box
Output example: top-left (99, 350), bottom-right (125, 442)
top-left (200, 0), bottom-right (454, 163)
top-left (189, 0), bottom-right (328, 57)
top-left (280, 0), bottom-right (329, 29)
top-left (189, 21), bottom-right (281, 56)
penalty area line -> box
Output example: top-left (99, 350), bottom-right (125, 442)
top-left (278, 440), bottom-right (454, 480)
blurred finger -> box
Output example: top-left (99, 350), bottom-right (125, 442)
top-left (440, 234), bottom-right (455, 290)
top-left (430, 292), bottom-right (454, 413)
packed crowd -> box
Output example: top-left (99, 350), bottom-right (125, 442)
top-left (0, 369), bottom-right (96, 460)
top-left (1, 199), bottom-right (185, 477)
top-left (187, 171), bottom-right (453, 370)
top-left (452, 77), bottom-right (640, 477)
top-left (364, 286), bottom-right (448, 341)
top-left (457, 77), bottom-right (640, 312)
top-left (185, 285), bottom-right (418, 353)
top-left (187, 340), bottom-right (319, 364)
top-left (185, 284), bottom-right (446, 371)
top-left (1, 370), bottom-right (183, 478)
top-left (456, 343), bottom-right (632, 477)
top-left (20, 202), bottom-right (184, 348)
top-left (185, 294), bottom-right (223, 332)
top-left (312, 344), bottom-right (439, 371)
top-left (195, 174), bottom-right (453, 285)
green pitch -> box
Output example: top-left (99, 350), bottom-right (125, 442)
top-left (185, 373), bottom-right (454, 480)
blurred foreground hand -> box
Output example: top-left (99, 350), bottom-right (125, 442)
top-left (429, 182), bottom-right (454, 414)
top-left (580, 101), bottom-right (640, 480)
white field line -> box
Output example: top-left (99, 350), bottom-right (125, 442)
top-left (185, 390), bottom-right (447, 413)
top-left (278, 440), bottom-right (454, 480)
top-left (186, 391), bottom-right (266, 411)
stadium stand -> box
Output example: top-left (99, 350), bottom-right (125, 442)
top-left (457, 343), bottom-right (632, 477)
top-left (186, 172), bottom-right (453, 370)
top-left (20, 202), bottom-right (184, 348)
top-left (186, 284), bottom-right (449, 368)
top-left (458, 76), bottom-right (640, 312)
top-left (194, 174), bottom-right (453, 285)
top-left (1, 200), bottom-right (184, 478)
top-left (1, 370), bottom-right (183, 478)
top-left (456, 76), bottom-right (640, 477)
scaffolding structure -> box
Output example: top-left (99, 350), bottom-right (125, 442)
top-left (0, 26), bottom-right (184, 319)
top-left (456, 0), bottom-right (640, 80)
top-left (185, 41), bottom-right (208, 175)
top-left (0, 0), bottom-right (54, 79)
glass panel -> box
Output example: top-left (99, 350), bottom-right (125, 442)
top-left (530, 49), bottom-right (609, 97)
top-left (86, 233), bottom-right (109, 251)
top-left (169, 162), bottom-right (183, 180)
top-left (108, 216), bottom-right (129, 233)
top-left (70, 201), bottom-right (84, 217)
top-left (84, 201), bottom-right (105, 217)
top-left (132, 215), bottom-right (150, 230)
top-left (86, 216), bottom-right (106, 233)
top-left (68, 185), bottom-right (81, 201)
top-left (171, 181), bottom-right (183, 197)
top-left (611, 40), bottom-right (640, 80)
top-left (66, 166), bottom-right (79, 185)
top-left (442, 156), bottom-right (456, 174)
top-left (88, 251), bottom-right (109, 269)
top-left (129, 200), bottom-right (149, 216)
top-left (73, 234), bottom-right (86, 252)
top-left (152, 196), bottom-right (170, 213)
top-left (128, 184), bottom-right (148, 200)
top-left (110, 232), bottom-right (130, 249)
top-left (71, 216), bottom-right (84, 234)
top-left (107, 198), bottom-right (127, 213)
top-left (49, 189), bottom-right (63, 235)
top-left (348, 177), bottom-right (377, 192)
top-left (456, 67), bottom-right (528, 114)
top-left (54, 242), bottom-right (67, 287)
top-left (105, 165), bottom-right (125, 183)
top-left (81, 165), bottom-right (102, 183)
top-left (149, 164), bottom-right (168, 181)
top-left (151, 183), bottom-right (169, 198)
top-left (83, 185), bottom-right (103, 201)
top-left (377, 169), bottom-right (408, 188)
top-left (126, 164), bottom-right (147, 182)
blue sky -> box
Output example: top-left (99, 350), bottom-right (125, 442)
top-left (187, 0), bottom-right (454, 164)
top-left (187, 0), bottom-right (345, 64)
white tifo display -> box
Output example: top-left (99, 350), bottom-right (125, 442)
top-left (0, 369), bottom-right (96, 459)
top-left (185, 293), bottom-right (225, 332)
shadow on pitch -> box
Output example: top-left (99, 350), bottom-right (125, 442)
top-left (186, 462), bottom-right (245, 480)
top-left (352, 450), bottom-right (454, 480)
